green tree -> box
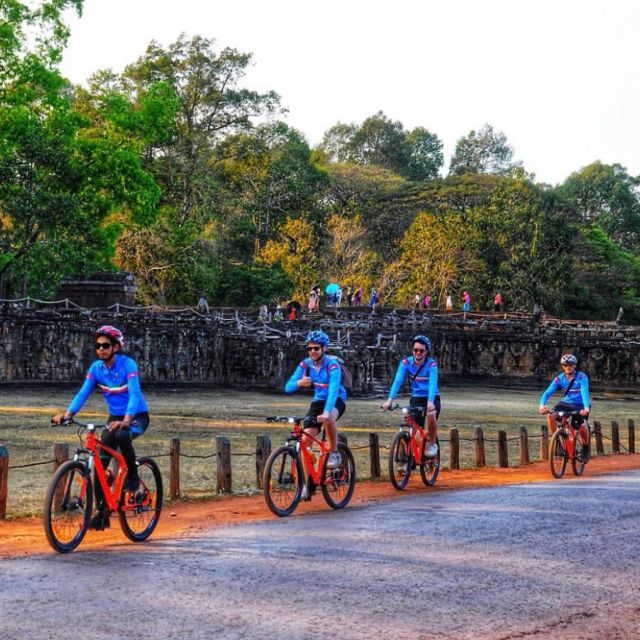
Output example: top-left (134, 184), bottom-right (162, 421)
top-left (0, 0), bottom-right (163, 297)
top-left (555, 161), bottom-right (640, 252)
top-left (565, 226), bottom-right (640, 323)
top-left (449, 123), bottom-right (522, 176)
top-left (404, 126), bottom-right (444, 181)
top-left (109, 34), bottom-right (282, 303)
top-left (319, 111), bottom-right (443, 180)
top-left (214, 122), bottom-right (326, 255)
top-left (382, 210), bottom-right (485, 306)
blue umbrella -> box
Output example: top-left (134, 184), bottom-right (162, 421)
top-left (325, 282), bottom-right (340, 295)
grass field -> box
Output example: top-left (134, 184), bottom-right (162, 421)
top-left (1, 384), bottom-right (639, 518)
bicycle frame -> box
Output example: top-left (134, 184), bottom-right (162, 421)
top-left (289, 419), bottom-right (330, 485)
top-left (392, 406), bottom-right (431, 463)
top-left (68, 421), bottom-right (149, 513)
top-left (554, 411), bottom-right (582, 459)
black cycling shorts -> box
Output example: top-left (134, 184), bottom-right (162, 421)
top-left (409, 395), bottom-right (441, 426)
top-left (303, 398), bottom-right (346, 430)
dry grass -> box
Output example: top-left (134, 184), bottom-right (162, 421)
top-left (1, 384), bottom-right (639, 518)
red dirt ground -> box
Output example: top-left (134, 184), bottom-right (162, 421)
top-left (2, 454), bottom-right (639, 557)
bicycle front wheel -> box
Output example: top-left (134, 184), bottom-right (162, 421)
top-left (388, 432), bottom-right (411, 490)
top-left (571, 429), bottom-right (589, 476)
top-left (43, 460), bottom-right (92, 553)
top-left (549, 430), bottom-right (568, 479)
top-left (118, 457), bottom-right (163, 542)
top-left (263, 446), bottom-right (303, 517)
top-left (321, 442), bottom-right (356, 509)
top-left (420, 438), bottom-right (440, 486)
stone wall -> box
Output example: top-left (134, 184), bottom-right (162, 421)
top-left (1, 306), bottom-right (638, 393)
top-left (56, 272), bottom-right (137, 308)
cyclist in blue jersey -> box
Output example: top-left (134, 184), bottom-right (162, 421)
top-left (52, 325), bottom-right (149, 529)
top-left (285, 331), bottom-right (346, 480)
top-left (382, 335), bottom-right (440, 458)
top-left (539, 353), bottom-right (590, 459)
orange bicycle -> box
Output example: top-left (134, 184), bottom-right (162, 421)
top-left (386, 404), bottom-right (440, 490)
top-left (548, 410), bottom-right (590, 479)
top-left (43, 418), bottom-right (163, 552)
top-left (263, 416), bottom-right (356, 517)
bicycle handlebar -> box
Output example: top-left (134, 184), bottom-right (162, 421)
top-left (266, 416), bottom-right (299, 424)
top-left (51, 417), bottom-right (107, 430)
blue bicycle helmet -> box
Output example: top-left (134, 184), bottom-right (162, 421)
top-left (306, 330), bottom-right (330, 346)
top-left (413, 335), bottom-right (431, 350)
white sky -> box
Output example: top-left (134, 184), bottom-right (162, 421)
top-left (59, 0), bottom-right (640, 185)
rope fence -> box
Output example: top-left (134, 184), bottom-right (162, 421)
top-left (0, 418), bottom-right (636, 519)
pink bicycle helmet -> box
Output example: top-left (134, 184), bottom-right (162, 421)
top-left (95, 325), bottom-right (125, 349)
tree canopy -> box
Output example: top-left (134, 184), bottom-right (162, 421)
top-left (2, 3), bottom-right (640, 322)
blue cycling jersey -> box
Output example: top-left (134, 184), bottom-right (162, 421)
top-left (284, 355), bottom-right (347, 413)
top-left (388, 356), bottom-right (439, 402)
top-left (540, 371), bottom-right (590, 409)
top-left (67, 353), bottom-right (149, 417)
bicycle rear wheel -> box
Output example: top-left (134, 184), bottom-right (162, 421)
top-left (549, 430), bottom-right (568, 479)
top-left (263, 445), bottom-right (303, 517)
top-left (420, 438), bottom-right (440, 486)
top-left (43, 460), bottom-right (92, 553)
top-left (321, 442), bottom-right (356, 509)
top-left (118, 457), bottom-right (163, 542)
top-left (388, 432), bottom-right (411, 490)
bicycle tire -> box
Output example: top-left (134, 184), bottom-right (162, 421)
top-left (420, 437), bottom-right (440, 486)
top-left (388, 432), bottom-right (412, 490)
top-left (263, 445), bottom-right (303, 517)
top-left (321, 442), bottom-right (356, 509)
top-left (571, 427), bottom-right (589, 476)
top-left (549, 430), bottom-right (568, 479)
top-left (118, 457), bottom-right (163, 542)
top-left (43, 460), bottom-right (92, 553)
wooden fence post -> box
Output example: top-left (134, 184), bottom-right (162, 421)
top-left (498, 430), bottom-right (509, 468)
top-left (611, 420), bottom-right (620, 453)
top-left (52, 442), bottom-right (69, 511)
top-left (540, 424), bottom-right (549, 461)
top-left (256, 435), bottom-right (271, 489)
top-left (0, 446), bottom-right (8, 520)
top-left (170, 437), bottom-right (180, 500)
top-left (53, 442), bottom-right (68, 470)
top-left (368, 433), bottom-right (381, 478)
top-left (474, 426), bottom-right (485, 467)
top-left (216, 436), bottom-right (231, 493)
top-left (594, 421), bottom-right (604, 456)
top-left (449, 428), bottom-right (460, 470)
top-left (628, 419), bottom-right (635, 454)
top-left (519, 426), bottom-right (529, 465)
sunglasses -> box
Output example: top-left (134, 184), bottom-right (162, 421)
top-left (413, 348), bottom-right (426, 354)
top-left (307, 345), bottom-right (322, 352)
top-left (95, 342), bottom-right (113, 350)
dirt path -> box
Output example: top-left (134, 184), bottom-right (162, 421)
top-left (3, 454), bottom-right (640, 558)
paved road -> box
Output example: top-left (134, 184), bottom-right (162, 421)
top-left (2, 471), bottom-right (640, 640)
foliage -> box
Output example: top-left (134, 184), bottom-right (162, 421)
top-left (0, 0), bottom-right (164, 297)
top-left (2, 8), bottom-right (640, 320)
top-left (110, 35), bottom-right (283, 302)
top-left (318, 111), bottom-right (444, 181)
top-left (555, 161), bottom-right (640, 253)
top-left (258, 216), bottom-right (322, 300)
top-left (449, 123), bottom-right (522, 176)
top-left (564, 226), bottom-right (640, 323)
top-left (214, 121), bottom-right (327, 254)
top-left (379, 173), bottom-right (571, 311)
top-left (382, 209), bottom-right (485, 306)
